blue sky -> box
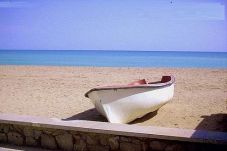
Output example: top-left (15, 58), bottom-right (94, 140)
top-left (0, 0), bottom-right (226, 52)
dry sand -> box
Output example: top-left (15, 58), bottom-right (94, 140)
top-left (0, 66), bottom-right (226, 132)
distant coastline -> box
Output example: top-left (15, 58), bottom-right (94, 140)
top-left (0, 50), bottom-right (226, 68)
top-left (1, 49), bottom-right (227, 53)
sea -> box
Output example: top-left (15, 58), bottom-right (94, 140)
top-left (0, 50), bottom-right (227, 68)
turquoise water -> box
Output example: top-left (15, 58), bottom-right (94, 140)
top-left (0, 50), bottom-right (227, 68)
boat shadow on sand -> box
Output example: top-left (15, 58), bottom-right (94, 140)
top-left (62, 108), bottom-right (107, 122)
top-left (62, 108), bottom-right (158, 124)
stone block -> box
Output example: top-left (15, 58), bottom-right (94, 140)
top-left (80, 133), bottom-right (87, 140)
top-left (0, 124), bottom-right (9, 133)
top-left (41, 134), bottom-right (57, 150)
top-left (56, 133), bottom-right (73, 151)
top-left (87, 145), bottom-right (109, 151)
top-left (70, 130), bottom-right (79, 135)
top-left (141, 142), bottom-right (148, 151)
top-left (120, 136), bottom-right (131, 142)
top-left (53, 130), bottom-right (67, 136)
top-left (108, 136), bottom-right (119, 150)
top-left (0, 124), bottom-right (4, 133)
top-left (132, 138), bottom-right (141, 144)
top-left (9, 125), bottom-right (14, 131)
top-left (81, 135), bottom-right (87, 140)
top-left (26, 136), bottom-right (38, 146)
top-left (165, 144), bottom-right (184, 151)
top-left (7, 132), bottom-right (24, 145)
top-left (43, 128), bottom-right (55, 134)
top-left (86, 135), bottom-right (99, 145)
top-left (0, 133), bottom-right (7, 142)
top-left (186, 143), bottom-right (201, 151)
top-left (74, 139), bottom-right (87, 151)
top-left (100, 135), bottom-right (110, 146)
top-left (23, 127), bottom-right (34, 137)
top-left (150, 141), bottom-right (167, 151)
top-left (13, 125), bottom-right (23, 134)
top-left (34, 130), bottom-right (42, 139)
top-left (120, 142), bottom-right (141, 151)
top-left (73, 134), bottom-right (81, 140)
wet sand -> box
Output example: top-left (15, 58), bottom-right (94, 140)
top-left (0, 66), bottom-right (226, 132)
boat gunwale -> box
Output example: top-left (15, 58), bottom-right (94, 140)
top-left (85, 75), bottom-right (175, 97)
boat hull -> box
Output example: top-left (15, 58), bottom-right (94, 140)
top-left (87, 84), bottom-right (174, 124)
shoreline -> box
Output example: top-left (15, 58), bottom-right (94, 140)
top-left (1, 64), bottom-right (227, 69)
top-left (0, 65), bottom-right (226, 132)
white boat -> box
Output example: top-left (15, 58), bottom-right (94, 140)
top-left (85, 76), bottom-right (175, 124)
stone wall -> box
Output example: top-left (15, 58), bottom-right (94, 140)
top-left (0, 123), bottom-right (227, 151)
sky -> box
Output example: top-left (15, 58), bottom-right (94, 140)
top-left (0, 0), bottom-right (227, 52)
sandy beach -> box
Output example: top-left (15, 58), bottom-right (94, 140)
top-left (0, 65), bottom-right (226, 132)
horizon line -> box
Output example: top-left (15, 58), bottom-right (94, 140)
top-left (0, 49), bottom-right (227, 53)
